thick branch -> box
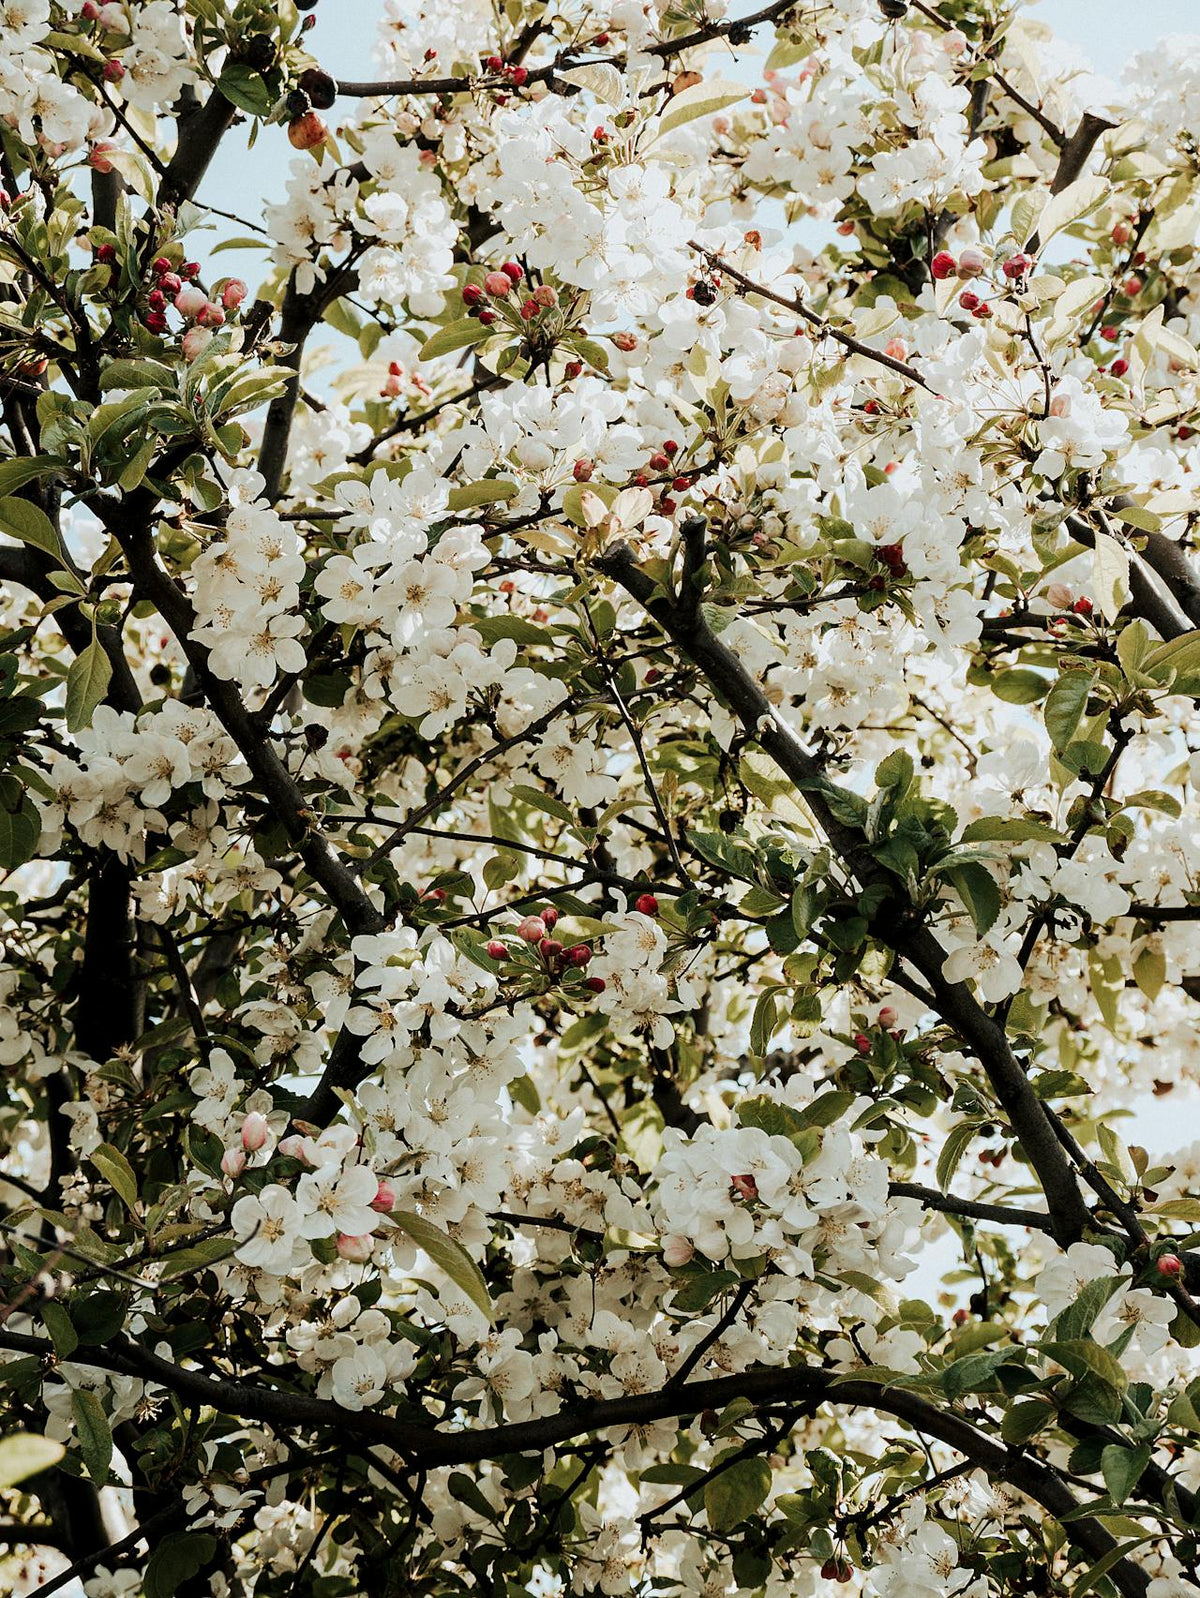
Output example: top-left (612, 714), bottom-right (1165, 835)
top-left (595, 542), bottom-right (1092, 1246)
top-left (0, 1329), bottom-right (1150, 1595)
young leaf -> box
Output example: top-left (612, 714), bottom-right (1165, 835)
top-left (392, 1211), bottom-right (493, 1323)
top-left (65, 640), bottom-right (112, 733)
top-left (70, 1388), bottom-right (112, 1483)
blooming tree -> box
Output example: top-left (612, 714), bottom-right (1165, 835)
top-left (5, 0), bottom-right (1200, 1593)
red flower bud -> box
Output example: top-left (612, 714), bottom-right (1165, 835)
top-left (853, 1033), bottom-right (871, 1054)
top-left (957, 290), bottom-right (980, 312)
top-left (486, 940), bottom-right (508, 960)
top-left (1158, 1253), bottom-right (1184, 1279)
top-left (635, 893), bottom-right (659, 917)
top-left (583, 976), bottom-right (606, 993)
top-left (564, 359), bottom-right (583, 379)
top-left (501, 260), bottom-right (523, 283)
top-left (566, 944), bottom-right (593, 966)
top-left (541, 907), bottom-right (558, 930)
top-left (930, 251), bottom-right (957, 280)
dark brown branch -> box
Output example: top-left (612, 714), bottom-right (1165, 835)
top-left (594, 541), bottom-right (1092, 1246)
top-left (888, 1182), bottom-right (1053, 1231)
top-left (335, 0), bottom-right (799, 97)
top-left (0, 1329), bottom-right (1151, 1596)
top-left (689, 244), bottom-right (936, 391)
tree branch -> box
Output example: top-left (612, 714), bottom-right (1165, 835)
top-left (594, 541), bottom-right (1093, 1246)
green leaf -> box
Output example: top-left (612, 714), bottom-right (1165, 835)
top-left (1043, 669), bottom-right (1096, 752)
top-left (1001, 1398), bottom-right (1053, 1445)
top-left (145, 1533), bottom-right (218, 1598)
top-left (0, 1432), bottom-right (65, 1487)
top-left (704, 1452), bottom-right (772, 1532)
top-left (1143, 628), bottom-right (1200, 682)
top-left (446, 479), bottom-right (518, 511)
top-left (90, 1143), bottom-right (138, 1211)
top-left (1092, 532), bottom-right (1131, 622)
top-left (1101, 1442), bottom-right (1150, 1506)
top-left (509, 784), bottom-right (573, 823)
top-left (419, 319), bottom-right (494, 361)
top-left (946, 863), bottom-right (1001, 935)
top-left (159, 1236), bottom-right (241, 1279)
top-left (658, 79), bottom-right (748, 140)
top-left (1075, 1535), bottom-right (1155, 1598)
top-left (216, 62), bottom-right (276, 115)
top-left (40, 1300), bottom-right (78, 1359)
top-left (936, 1120), bottom-right (979, 1193)
top-left (65, 640), bottom-right (112, 733)
top-left (0, 495), bottom-right (61, 557)
top-left (0, 458), bottom-right (59, 497)
top-left (0, 775), bottom-right (41, 870)
top-left (960, 817), bottom-right (1066, 844)
top-left (749, 989), bottom-right (781, 1057)
top-left (990, 668), bottom-right (1050, 704)
top-left (392, 1211), bottom-right (493, 1323)
top-left (70, 1388), bottom-right (112, 1483)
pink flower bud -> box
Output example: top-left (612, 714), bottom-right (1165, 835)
top-left (336, 1233), bottom-right (375, 1262)
top-left (158, 271), bottom-right (181, 295)
top-left (486, 939), bottom-right (508, 960)
top-left (278, 1134), bottom-right (314, 1165)
top-left (88, 141), bottom-right (118, 173)
top-left (533, 283), bottom-right (557, 307)
top-left (662, 1235), bottom-right (694, 1267)
top-left (370, 1181), bottom-right (396, 1213)
top-left (221, 278), bottom-right (248, 310)
top-left (730, 1173), bottom-right (759, 1201)
top-left (221, 1147), bottom-right (247, 1179)
top-left (877, 1006), bottom-right (898, 1029)
top-left (181, 326), bottom-right (212, 361)
top-left (612, 332), bottom-right (638, 352)
top-left (884, 336), bottom-right (908, 361)
top-left (196, 301), bottom-right (226, 327)
top-left (956, 246), bottom-right (986, 278)
top-left (483, 271), bottom-right (513, 297)
top-left (1045, 582), bottom-right (1074, 609)
top-left (174, 283), bottom-right (207, 318)
top-left (102, 58), bottom-right (125, 82)
top-left (1049, 392), bottom-right (1072, 418)
top-left (241, 1111), bottom-right (270, 1152)
top-left (517, 915), bottom-right (547, 942)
